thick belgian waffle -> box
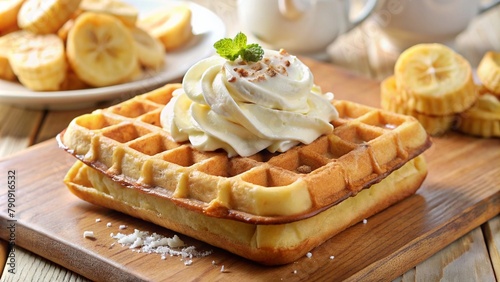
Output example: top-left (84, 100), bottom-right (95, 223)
top-left (64, 155), bottom-right (428, 265)
top-left (58, 83), bottom-right (431, 224)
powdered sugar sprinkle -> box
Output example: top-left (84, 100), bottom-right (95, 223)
top-left (112, 229), bottom-right (212, 261)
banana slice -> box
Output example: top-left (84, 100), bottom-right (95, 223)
top-left (0, 30), bottom-right (29, 81)
top-left (477, 51), bottom-right (500, 95)
top-left (130, 26), bottom-right (165, 70)
top-left (394, 43), bottom-right (476, 115)
top-left (79, 0), bottom-right (138, 27)
top-left (456, 91), bottom-right (500, 138)
top-left (138, 5), bottom-right (193, 51)
top-left (8, 33), bottom-right (67, 91)
top-left (0, 0), bottom-right (24, 31)
top-left (17, 0), bottom-right (82, 34)
top-left (476, 93), bottom-right (500, 113)
top-left (380, 75), bottom-right (456, 136)
top-left (67, 12), bottom-right (137, 87)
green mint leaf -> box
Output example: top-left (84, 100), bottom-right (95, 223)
top-left (213, 38), bottom-right (240, 61)
top-left (213, 32), bottom-right (263, 62)
top-left (241, 43), bottom-right (264, 62)
top-left (233, 32), bottom-right (247, 49)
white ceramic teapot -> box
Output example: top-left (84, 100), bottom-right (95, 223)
top-left (237, 0), bottom-right (378, 56)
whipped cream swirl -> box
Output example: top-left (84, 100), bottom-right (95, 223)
top-left (160, 49), bottom-right (338, 157)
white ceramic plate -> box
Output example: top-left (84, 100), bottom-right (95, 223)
top-left (0, 0), bottom-right (226, 110)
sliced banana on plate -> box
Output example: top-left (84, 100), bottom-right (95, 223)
top-left (138, 5), bottom-right (193, 51)
top-left (67, 12), bottom-right (137, 87)
top-left (1, 0), bottom-right (196, 91)
top-left (17, 0), bottom-right (82, 34)
top-left (8, 32), bottom-right (67, 91)
top-left (79, 0), bottom-right (138, 27)
top-left (130, 26), bottom-right (165, 70)
top-left (0, 30), bottom-right (29, 81)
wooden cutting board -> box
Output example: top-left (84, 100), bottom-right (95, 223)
top-left (0, 59), bottom-right (499, 281)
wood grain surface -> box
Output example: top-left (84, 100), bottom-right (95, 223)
top-left (0, 61), bottom-right (498, 281)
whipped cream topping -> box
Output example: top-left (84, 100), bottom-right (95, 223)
top-left (161, 49), bottom-right (338, 157)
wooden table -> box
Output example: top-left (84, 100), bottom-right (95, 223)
top-left (0, 1), bottom-right (499, 281)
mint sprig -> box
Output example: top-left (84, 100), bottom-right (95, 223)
top-left (214, 32), bottom-right (264, 62)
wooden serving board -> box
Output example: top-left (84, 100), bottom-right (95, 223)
top-left (0, 59), bottom-right (499, 281)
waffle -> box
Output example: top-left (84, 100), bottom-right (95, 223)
top-left (65, 155), bottom-right (428, 265)
top-left (58, 83), bottom-right (431, 224)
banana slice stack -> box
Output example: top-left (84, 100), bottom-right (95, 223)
top-left (0, 0), bottom-right (193, 91)
top-left (380, 74), bottom-right (457, 136)
top-left (456, 52), bottom-right (500, 138)
top-left (381, 44), bottom-right (499, 138)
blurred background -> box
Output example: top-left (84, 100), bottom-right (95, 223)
top-left (195, 0), bottom-right (500, 80)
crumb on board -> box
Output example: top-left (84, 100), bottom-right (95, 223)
top-left (83, 231), bottom-right (95, 239)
